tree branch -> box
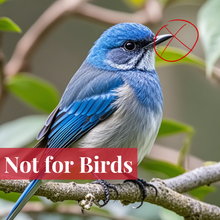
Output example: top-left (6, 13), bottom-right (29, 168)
top-left (1, 163), bottom-right (220, 219)
top-left (164, 162), bottom-right (220, 193)
top-left (4, 0), bottom-right (88, 77)
top-left (4, 0), bottom-right (162, 77)
top-left (5, 0), bottom-right (220, 84)
top-left (75, 0), bottom-right (162, 25)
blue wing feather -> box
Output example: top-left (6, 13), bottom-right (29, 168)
top-left (37, 106), bottom-right (59, 140)
top-left (74, 101), bottom-right (89, 116)
top-left (36, 61), bottom-right (124, 149)
top-left (6, 180), bottom-right (42, 220)
top-left (47, 92), bottom-right (117, 149)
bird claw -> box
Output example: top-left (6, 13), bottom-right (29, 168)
top-left (91, 179), bottom-right (118, 207)
top-left (124, 178), bottom-right (157, 208)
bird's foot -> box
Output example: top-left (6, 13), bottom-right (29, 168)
top-left (124, 178), bottom-right (157, 208)
top-left (91, 179), bottom-right (118, 207)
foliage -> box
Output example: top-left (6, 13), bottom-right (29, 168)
top-left (155, 46), bottom-right (205, 69)
top-left (0, 17), bottom-right (21, 33)
top-left (122, 0), bottom-right (145, 9)
top-left (0, 115), bottom-right (47, 148)
top-left (198, 0), bottom-right (220, 76)
top-left (6, 74), bottom-right (60, 113)
top-left (0, 0), bottom-right (21, 33)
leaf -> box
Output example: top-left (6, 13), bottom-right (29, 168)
top-left (158, 119), bottom-right (194, 168)
top-left (198, 0), bottom-right (220, 76)
top-left (0, 0), bottom-right (7, 5)
top-left (156, 46), bottom-right (205, 69)
top-left (0, 192), bottom-right (40, 202)
top-left (177, 131), bottom-right (194, 167)
top-left (0, 17), bottom-right (21, 33)
top-left (0, 115), bottom-right (47, 148)
top-left (6, 74), bottom-right (60, 113)
top-left (139, 157), bottom-right (185, 178)
top-left (122, 0), bottom-right (145, 9)
top-left (158, 118), bottom-right (194, 138)
top-left (189, 186), bottom-right (215, 200)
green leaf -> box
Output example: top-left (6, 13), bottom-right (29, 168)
top-left (177, 131), bottom-right (194, 167)
top-left (139, 157), bottom-right (185, 178)
top-left (198, 0), bottom-right (220, 76)
top-left (189, 186), bottom-right (215, 200)
top-left (156, 46), bottom-right (205, 69)
top-left (0, 0), bottom-right (7, 5)
top-left (122, 0), bottom-right (145, 9)
top-left (6, 74), bottom-right (60, 113)
top-left (0, 192), bottom-right (40, 202)
top-left (158, 118), bottom-right (194, 138)
top-left (0, 115), bottom-right (47, 148)
top-left (158, 119), bottom-right (194, 168)
top-left (0, 17), bottom-right (21, 33)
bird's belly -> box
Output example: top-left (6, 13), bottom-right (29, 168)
top-left (72, 84), bottom-right (162, 164)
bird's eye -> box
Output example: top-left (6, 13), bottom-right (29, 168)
top-left (123, 41), bottom-right (136, 51)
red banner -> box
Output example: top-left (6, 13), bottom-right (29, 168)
top-left (0, 148), bottom-right (137, 180)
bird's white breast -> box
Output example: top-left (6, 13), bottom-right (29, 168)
top-left (73, 84), bottom-right (163, 164)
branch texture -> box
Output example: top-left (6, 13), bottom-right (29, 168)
top-left (1, 163), bottom-right (220, 219)
top-left (164, 162), bottom-right (220, 193)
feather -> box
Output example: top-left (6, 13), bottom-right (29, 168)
top-left (35, 62), bottom-right (124, 150)
top-left (47, 92), bottom-right (117, 149)
top-left (6, 180), bottom-right (43, 220)
top-left (37, 106), bottom-right (59, 140)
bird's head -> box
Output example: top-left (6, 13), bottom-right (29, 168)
top-left (87, 23), bottom-right (172, 71)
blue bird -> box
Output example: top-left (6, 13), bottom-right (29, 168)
top-left (6, 23), bottom-right (172, 220)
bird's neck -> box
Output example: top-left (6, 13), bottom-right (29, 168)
top-left (78, 61), bottom-right (163, 114)
top-left (118, 70), bottom-right (163, 114)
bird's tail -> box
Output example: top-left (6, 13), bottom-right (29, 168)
top-left (6, 179), bottom-right (42, 220)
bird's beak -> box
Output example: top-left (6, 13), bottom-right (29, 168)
top-left (154, 34), bottom-right (173, 46)
top-left (144, 34), bottom-right (173, 49)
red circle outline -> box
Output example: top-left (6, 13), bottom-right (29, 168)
top-left (154, 19), bottom-right (199, 62)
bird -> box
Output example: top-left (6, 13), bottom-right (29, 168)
top-left (6, 23), bottom-right (172, 220)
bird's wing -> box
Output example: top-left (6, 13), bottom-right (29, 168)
top-left (47, 92), bottom-right (118, 148)
top-left (36, 70), bottom-right (124, 149)
top-left (6, 72), bottom-right (124, 220)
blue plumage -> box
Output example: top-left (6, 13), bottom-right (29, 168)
top-left (46, 65), bottom-right (124, 148)
top-left (118, 69), bottom-right (163, 113)
top-left (87, 23), bottom-right (155, 71)
top-left (47, 91), bottom-right (119, 148)
top-left (6, 23), bottom-right (172, 220)
top-left (6, 180), bottom-right (43, 220)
